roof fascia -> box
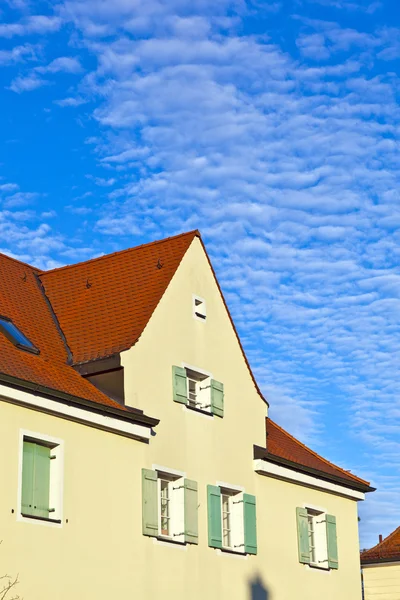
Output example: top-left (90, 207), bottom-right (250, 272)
top-left (254, 445), bottom-right (375, 493)
top-left (0, 371), bottom-right (159, 428)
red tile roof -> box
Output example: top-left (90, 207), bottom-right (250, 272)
top-left (0, 252), bottom-right (125, 410)
top-left (0, 231), bottom-right (372, 490)
top-left (264, 418), bottom-right (372, 489)
top-left (39, 231), bottom-right (198, 364)
top-left (361, 527), bottom-right (400, 564)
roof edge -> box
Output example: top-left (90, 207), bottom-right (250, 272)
top-left (254, 445), bottom-right (375, 493)
top-left (196, 235), bottom-right (269, 407)
top-left (0, 251), bottom-right (42, 272)
top-left (0, 371), bottom-right (159, 428)
top-left (40, 230), bottom-right (201, 276)
top-left (361, 555), bottom-right (400, 565)
top-left (267, 418), bottom-right (370, 487)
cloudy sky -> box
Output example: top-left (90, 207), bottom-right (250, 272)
top-left (1, 0), bottom-right (400, 548)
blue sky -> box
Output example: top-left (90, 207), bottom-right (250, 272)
top-left (1, 0), bottom-right (400, 549)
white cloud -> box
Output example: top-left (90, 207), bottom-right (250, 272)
top-left (0, 43), bottom-right (38, 66)
top-left (8, 73), bottom-right (48, 92)
top-left (36, 56), bottom-right (82, 74)
top-left (0, 15), bottom-right (62, 38)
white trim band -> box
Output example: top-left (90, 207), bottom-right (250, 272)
top-left (0, 383), bottom-right (151, 441)
top-left (254, 459), bottom-right (365, 501)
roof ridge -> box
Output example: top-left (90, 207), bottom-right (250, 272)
top-left (0, 251), bottom-right (42, 272)
top-left (362, 526), bottom-right (400, 555)
top-left (267, 418), bottom-right (370, 486)
top-left (40, 230), bottom-right (200, 276)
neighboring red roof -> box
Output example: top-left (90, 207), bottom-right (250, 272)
top-left (361, 527), bottom-right (400, 564)
top-left (39, 231), bottom-right (198, 364)
top-left (265, 418), bottom-right (371, 489)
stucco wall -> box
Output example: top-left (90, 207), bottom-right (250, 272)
top-left (362, 564), bottom-right (400, 600)
top-left (0, 237), bottom-right (364, 600)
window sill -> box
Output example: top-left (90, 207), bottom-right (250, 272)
top-left (21, 513), bottom-right (62, 524)
top-left (156, 535), bottom-right (185, 546)
top-left (220, 546), bottom-right (245, 556)
top-left (308, 563), bottom-right (330, 572)
top-left (184, 404), bottom-right (213, 417)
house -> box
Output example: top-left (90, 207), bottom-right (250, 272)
top-left (361, 527), bottom-right (400, 599)
top-left (0, 230), bottom-right (373, 599)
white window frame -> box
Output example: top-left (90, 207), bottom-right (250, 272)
top-left (17, 429), bottom-right (64, 528)
top-left (218, 482), bottom-right (246, 554)
top-left (193, 295), bottom-right (206, 322)
top-left (181, 363), bottom-right (213, 414)
top-left (155, 468), bottom-right (185, 544)
top-left (304, 504), bottom-right (329, 570)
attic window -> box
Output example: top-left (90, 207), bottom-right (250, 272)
top-left (0, 316), bottom-right (39, 354)
top-left (193, 295), bottom-right (206, 321)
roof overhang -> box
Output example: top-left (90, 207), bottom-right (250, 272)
top-left (0, 372), bottom-right (159, 441)
top-left (254, 445), bottom-right (375, 496)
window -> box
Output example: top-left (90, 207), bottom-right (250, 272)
top-left (193, 295), bottom-right (206, 321)
top-left (142, 468), bottom-right (198, 545)
top-left (19, 432), bottom-right (63, 525)
top-left (296, 507), bottom-right (338, 570)
top-left (172, 365), bottom-right (224, 417)
top-left (0, 316), bottom-right (39, 354)
top-left (207, 485), bottom-right (257, 555)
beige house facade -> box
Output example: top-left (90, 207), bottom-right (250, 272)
top-left (0, 231), bottom-right (373, 599)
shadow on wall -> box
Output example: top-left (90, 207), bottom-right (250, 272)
top-left (250, 575), bottom-right (270, 600)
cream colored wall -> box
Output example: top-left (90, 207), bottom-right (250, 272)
top-left (0, 237), bottom-right (364, 600)
top-left (362, 564), bottom-right (400, 600)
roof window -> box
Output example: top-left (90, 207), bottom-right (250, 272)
top-left (0, 316), bottom-right (39, 354)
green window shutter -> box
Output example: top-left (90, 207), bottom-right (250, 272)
top-left (21, 441), bottom-right (35, 516)
top-left (243, 493), bottom-right (257, 555)
top-left (184, 479), bottom-right (198, 545)
top-left (172, 366), bottom-right (188, 404)
top-left (32, 444), bottom-right (51, 518)
top-left (207, 484), bottom-right (222, 548)
top-left (142, 469), bottom-right (158, 537)
top-left (296, 507), bottom-right (310, 564)
top-left (326, 514), bottom-right (339, 569)
top-left (210, 380), bottom-right (224, 417)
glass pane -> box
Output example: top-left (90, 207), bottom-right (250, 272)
top-left (0, 318), bottom-right (35, 349)
top-left (222, 494), bottom-right (231, 548)
top-left (188, 379), bottom-right (197, 405)
top-left (160, 480), bottom-right (170, 536)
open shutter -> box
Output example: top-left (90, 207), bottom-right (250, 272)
top-left (207, 485), bottom-right (222, 548)
top-left (33, 444), bottom-right (51, 518)
top-left (210, 380), bottom-right (224, 417)
top-left (172, 366), bottom-right (188, 404)
top-left (184, 479), bottom-right (198, 545)
top-left (21, 441), bottom-right (35, 516)
top-left (243, 494), bottom-right (257, 555)
top-left (142, 469), bottom-right (158, 537)
top-left (326, 514), bottom-right (339, 569)
top-left (296, 507), bottom-right (310, 564)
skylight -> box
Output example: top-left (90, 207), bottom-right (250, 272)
top-left (0, 316), bottom-right (39, 354)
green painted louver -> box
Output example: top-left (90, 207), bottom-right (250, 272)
top-left (21, 441), bottom-right (35, 516)
top-left (21, 441), bottom-right (51, 519)
top-left (207, 485), bottom-right (222, 548)
top-left (33, 444), bottom-right (51, 519)
top-left (296, 507), bottom-right (310, 564)
top-left (172, 366), bottom-right (188, 404)
top-left (243, 493), bottom-right (257, 555)
top-left (210, 379), bottom-right (224, 417)
top-left (326, 514), bottom-right (339, 569)
top-left (184, 479), bottom-right (198, 544)
top-left (142, 468), bottom-right (158, 537)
